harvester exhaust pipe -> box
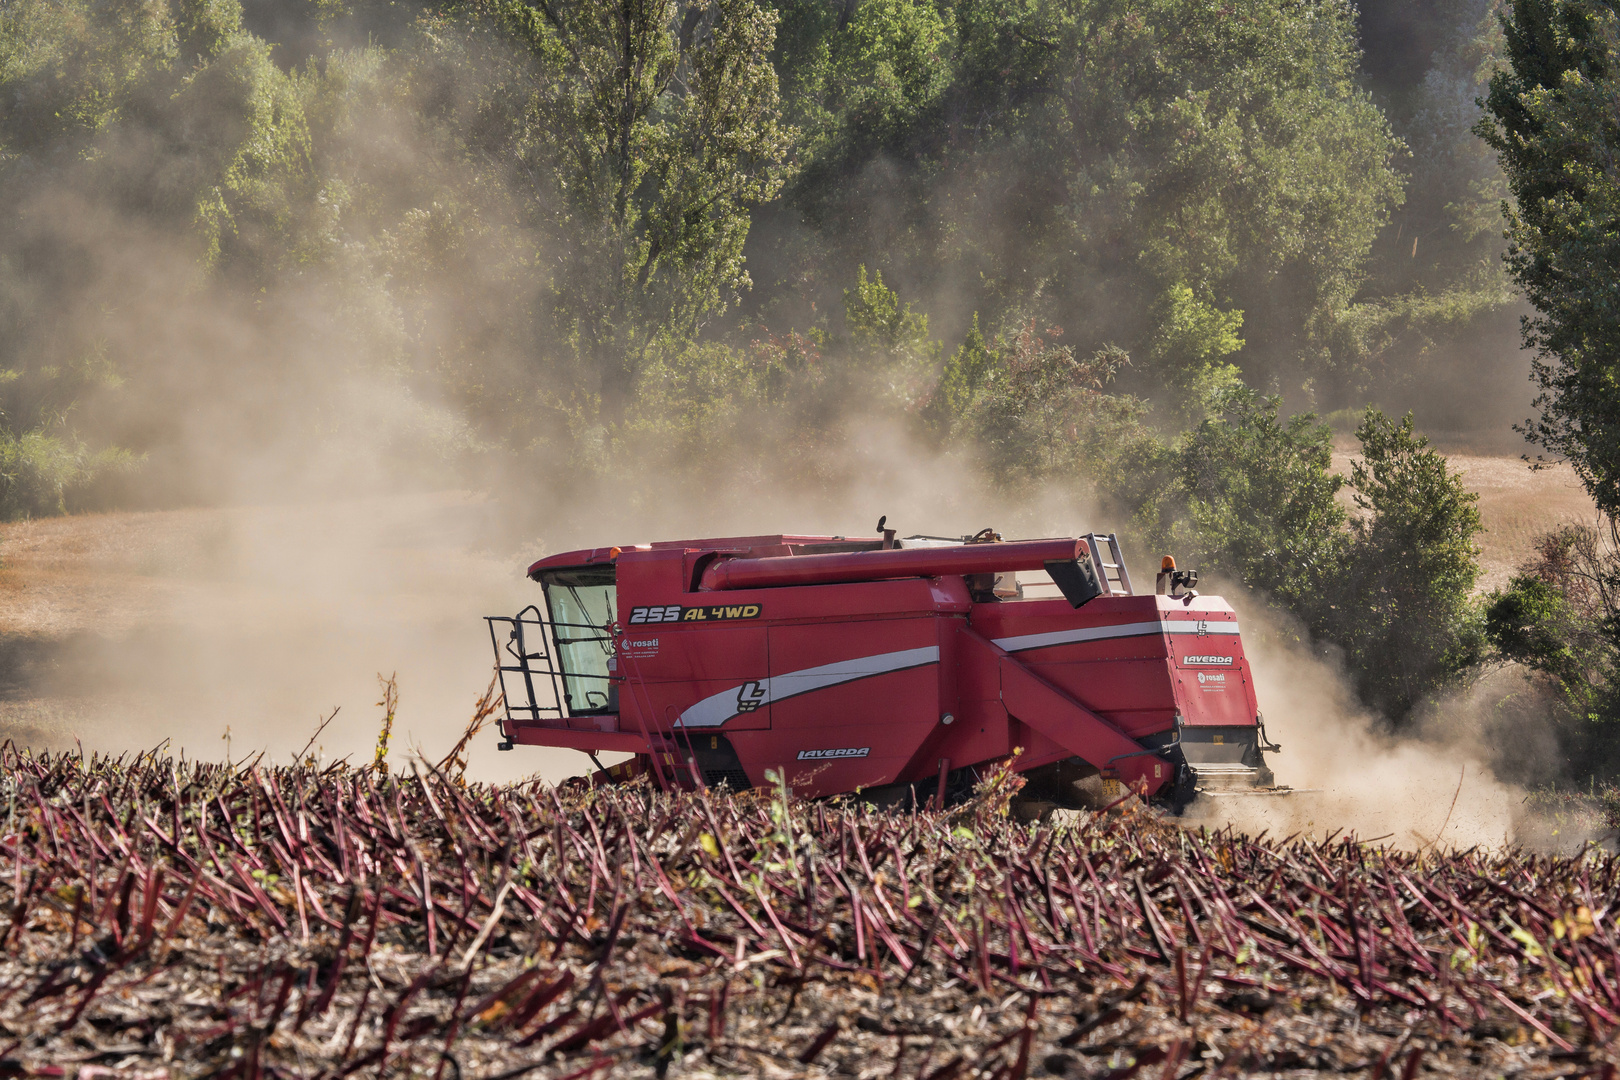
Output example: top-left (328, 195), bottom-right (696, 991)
top-left (877, 515), bottom-right (898, 549)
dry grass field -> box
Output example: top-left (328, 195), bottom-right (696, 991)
top-left (0, 746), bottom-right (1615, 1079)
top-left (0, 493), bottom-right (549, 782)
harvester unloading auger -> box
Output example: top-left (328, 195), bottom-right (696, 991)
top-left (485, 526), bottom-right (1288, 812)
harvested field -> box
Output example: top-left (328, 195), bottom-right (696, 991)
top-left (0, 745), bottom-right (1616, 1079)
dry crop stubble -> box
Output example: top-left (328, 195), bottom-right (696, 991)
top-left (0, 742), bottom-right (1614, 1078)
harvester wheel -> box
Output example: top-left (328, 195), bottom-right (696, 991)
top-left (1011, 798), bottom-right (1059, 824)
top-left (1166, 763), bottom-right (1199, 816)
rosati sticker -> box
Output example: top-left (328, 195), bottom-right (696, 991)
top-left (620, 637), bottom-right (659, 657)
top-left (1196, 671), bottom-right (1228, 690)
top-left (1183, 654), bottom-right (1234, 666)
top-left (796, 747), bottom-right (870, 760)
top-left (628, 604), bottom-right (762, 624)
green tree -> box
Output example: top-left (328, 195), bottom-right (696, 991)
top-left (1479, 0), bottom-right (1620, 519)
top-left (1174, 396), bottom-right (1484, 722)
top-left (0, 347), bottom-right (137, 518)
top-left (844, 264), bottom-right (932, 358)
top-left (1147, 285), bottom-right (1245, 421)
top-left (0, 0), bottom-right (231, 513)
top-left (771, 0), bottom-right (952, 208)
top-left (1175, 389), bottom-right (1349, 618)
top-left (472, 0), bottom-right (795, 425)
top-left (1338, 0), bottom-right (1514, 401)
top-left (1486, 522), bottom-right (1620, 718)
top-left (758, 0), bottom-right (1403, 403)
top-left (946, 321), bottom-right (1159, 504)
top-left (0, 0), bottom-right (175, 155)
top-left (1332, 409), bottom-right (1485, 718)
top-left (926, 312), bottom-right (992, 438)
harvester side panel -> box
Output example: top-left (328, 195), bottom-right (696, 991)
top-left (1017, 648), bottom-right (1176, 739)
top-left (967, 596), bottom-right (1177, 739)
top-left (625, 625), bottom-right (773, 735)
top-left (955, 629), bottom-right (1170, 792)
top-left (766, 617), bottom-right (942, 795)
top-left (625, 625), bottom-right (767, 681)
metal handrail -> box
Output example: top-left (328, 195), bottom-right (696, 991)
top-left (485, 606), bottom-right (620, 749)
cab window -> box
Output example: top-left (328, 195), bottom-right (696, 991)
top-left (537, 565), bottom-right (618, 715)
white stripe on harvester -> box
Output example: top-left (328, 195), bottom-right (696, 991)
top-left (992, 619), bottom-right (1240, 654)
top-left (676, 646), bottom-right (941, 729)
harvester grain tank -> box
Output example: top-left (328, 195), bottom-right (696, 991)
top-left (485, 528), bottom-right (1283, 810)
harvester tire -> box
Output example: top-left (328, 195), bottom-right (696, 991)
top-left (1166, 763), bottom-right (1199, 816)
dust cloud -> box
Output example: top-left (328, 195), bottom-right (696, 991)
top-left (0, 189), bottom-right (550, 780)
top-left (0, 26), bottom-right (556, 779)
top-left (1181, 590), bottom-right (1571, 852)
top-left (5, 399), bottom-right (1114, 788)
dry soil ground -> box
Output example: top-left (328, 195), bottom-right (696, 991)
top-left (0, 491), bottom-right (566, 784)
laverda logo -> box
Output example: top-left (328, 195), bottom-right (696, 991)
top-left (735, 681), bottom-right (767, 713)
top-left (1183, 655), bottom-right (1234, 667)
top-left (629, 604), bottom-right (762, 624)
top-left (797, 747), bottom-right (870, 761)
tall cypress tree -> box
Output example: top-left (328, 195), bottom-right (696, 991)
top-left (1480, 0), bottom-right (1620, 518)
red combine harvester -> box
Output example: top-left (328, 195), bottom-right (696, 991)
top-left (485, 527), bottom-right (1283, 811)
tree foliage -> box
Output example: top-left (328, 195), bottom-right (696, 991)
top-left (1175, 390), bottom-right (1348, 622)
top-left (1333, 410), bottom-right (1485, 718)
top-left (465, 0), bottom-right (794, 420)
top-left (1487, 523), bottom-right (1620, 718)
top-left (1480, 0), bottom-right (1620, 519)
top-left (758, 0), bottom-right (1404, 411)
top-left (1174, 395), bottom-right (1484, 721)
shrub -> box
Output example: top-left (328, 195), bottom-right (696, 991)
top-left (1175, 396), bottom-right (1485, 723)
top-left (0, 430), bottom-right (136, 520)
top-left (1329, 410), bottom-right (1485, 720)
top-left (1486, 522), bottom-right (1620, 720)
top-left (1174, 388), bottom-right (1348, 621)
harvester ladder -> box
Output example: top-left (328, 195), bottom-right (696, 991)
top-left (1082, 533), bottom-right (1134, 596)
top-left (487, 606), bottom-right (567, 727)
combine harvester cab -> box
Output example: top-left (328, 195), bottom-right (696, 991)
top-left (486, 531), bottom-right (1284, 811)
